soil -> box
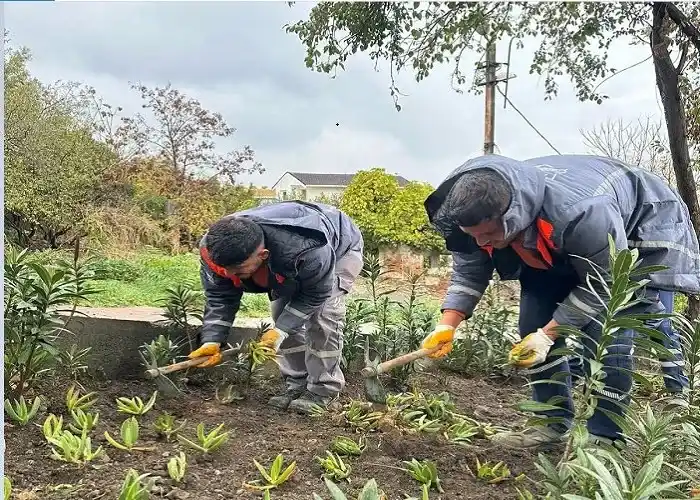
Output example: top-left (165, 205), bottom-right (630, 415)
top-left (5, 369), bottom-right (549, 500)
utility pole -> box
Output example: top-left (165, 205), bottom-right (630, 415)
top-left (483, 40), bottom-right (497, 155)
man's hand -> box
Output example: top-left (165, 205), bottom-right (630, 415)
top-left (188, 342), bottom-right (222, 368)
top-left (508, 329), bottom-right (554, 368)
top-left (259, 328), bottom-right (289, 352)
top-left (421, 325), bottom-right (456, 359)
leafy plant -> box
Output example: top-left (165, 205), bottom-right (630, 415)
top-left (443, 420), bottom-right (480, 445)
top-left (116, 391), bottom-right (158, 415)
top-left (402, 459), bottom-right (444, 498)
top-left (215, 383), bottom-right (245, 404)
top-left (160, 283), bottom-right (203, 352)
top-left (4, 395), bottom-right (41, 425)
top-left (473, 458), bottom-right (511, 484)
top-left (118, 469), bottom-right (155, 500)
top-left (68, 408), bottom-right (99, 435)
top-left (4, 476), bottom-right (11, 500)
top-left (167, 452), bottom-right (187, 483)
top-left (66, 385), bottom-right (98, 412)
top-left (139, 334), bottom-right (180, 373)
top-left (330, 436), bottom-right (366, 457)
top-left (177, 423), bottom-right (230, 455)
top-left (104, 417), bottom-right (153, 452)
top-left (50, 430), bottom-right (103, 464)
top-left (342, 400), bottom-right (383, 431)
top-left (312, 477), bottom-right (387, 500)
top-left (317, 451), bottom-right (352, 482)
top-left (41, 413), bottom-right (64, 442)
top-left (153, 412), bottom-right (186, 442)
top-left (246, 454), bottom-right (297, 491)
top-left (57, 344), bottom-right (92, 382)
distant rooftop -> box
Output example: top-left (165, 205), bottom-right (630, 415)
top-left (286, 172), bottom-right (411, 187)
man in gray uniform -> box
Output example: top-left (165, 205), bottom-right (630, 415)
top-left (188, 201), bottom-right (364, 414)
top-left (421, 154), bottom-right (699, 448)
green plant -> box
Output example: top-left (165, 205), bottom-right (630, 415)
top-left (50, 430), bottom-right (103, 464)
top-left (330, 436), bottom-right (366, 456)
top-left (402, 459), bottom-right (444, 498)
top-left (160, 283), bottom-right (203, 352)
top-left (248, 339), bottom-right (277, 371)
top-left (153, 412), bottom-right (186, 441)
top-left (41, 413), bottom-right (64, 442)
top-left (341, 299), bottom-right (374, 369)
top-left (246, 454), bottom-right (297, 491)
top-left (215, 384), bottom-right (245, 404)
top-left (4, 476), bottom-right (11, 500)
top-left (104, 417), bottom-right (153, 452)
top-left (57, 344), bottom-right (92, 382)
top-left (312, 477), bottom-right (387, 500)
top-left (66, 385), bottom-right (98, 412)
top-left (317, 451), bottom-right (352, 482)
top-left (118, 469), bottom-right (155, 500)
top-left (68, 408), bottom-right (99, 435)
top-left (138, 334), bottom-right (180, 372)
top-left (4, 395), bottom-right (41, 425)
top-left (177, 423), bottom-right (230, 455)
top-left (4, 247), bottom-right (94, 398)
top-left (116, 391), bottom-right (158, 415)
top-left (443, 420), bottom-right (480, 445)
top-left (167, 452), bottom-right (187, 483)
top-left (342, 400), bottom-right (383, 431)
top-left (473, 458), bottom-right (511, 484)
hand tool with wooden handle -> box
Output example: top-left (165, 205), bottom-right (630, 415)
top-left (360, 344), bottom-right (445, 378)
top-left (144, 346), bottom-right (242, 379)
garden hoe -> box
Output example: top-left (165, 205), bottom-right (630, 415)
top-left (144, 345), bottom-right (243, 396)
top-left (360, 337), bottom-right (445, 404)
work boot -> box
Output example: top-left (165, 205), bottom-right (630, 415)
top-left (267, 388), bottom-right (304, 410)
top-left (489, 426), bottom-right (566, 449)
top-left (288, 390), bottom-right (336, 415)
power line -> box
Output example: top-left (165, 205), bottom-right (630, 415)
top-left (496, 85), bottom-right (562, 155)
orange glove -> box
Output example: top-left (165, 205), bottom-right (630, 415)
top-left (259, 328), bottom-right (289, 352)
top-left (421, 325), bottom-right (456, 359)
top-left (187, 342), bottom-right (222, 368)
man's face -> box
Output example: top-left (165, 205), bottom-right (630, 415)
top-left (223, 245), bottom-right (269, 279)
top-left (459, 219), bottom-right (510, 249)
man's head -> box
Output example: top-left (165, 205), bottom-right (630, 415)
top-left (206, 217), bottom-right (268, 279)
top-left (442, 168), bottom-right (513, 248)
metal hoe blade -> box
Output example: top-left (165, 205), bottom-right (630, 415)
top-left (362, 336), bottom-right (387, 404)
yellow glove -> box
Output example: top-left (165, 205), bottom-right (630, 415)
top-left (508, 329), bottom-right (554, 368)
top-left (259, 328), bottom-right (289, 352)
top-left (187, 342), bottom-right (222, 368)
top-left (421, 325), bottom-right (456, 359)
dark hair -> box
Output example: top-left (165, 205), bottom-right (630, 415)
top-left (206, 217), bottom-right (264, 266)
top-left (442, 168), bottom-right (511, 227)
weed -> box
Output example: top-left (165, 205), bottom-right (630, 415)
top-left (402, 459), bottom-right (444, 498)
top-left (116, 391), bottom-right (158, 415)
top-left (317, 451), bottom-right (352, 482)
top-left (330, 436), bottom-right (366, 457)
top-left (473, 458), bottom-right (511, 484)
top-left (104, 417), bottom-right (153, 452)
top-left (443, 420), bottom-right (480, 445)
top-left (215, 384), bottom-right (245, 404)
top-left (342, 400), bottom-right (383, 431)
top-left (153, 412), bottom-right (186, 441)
top-left (167, 452), bottom-right (188, 483)
top-left (246, 454), bottom-right (297, 491)
top-left (4, 395), bottom-right (41, 425)
top-left (177, 423), bottom-right (230, 455)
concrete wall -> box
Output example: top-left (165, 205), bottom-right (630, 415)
top-left (59, 307), bottom-right (268, 380)
top-left (272, 173), bottom-right (306, 200)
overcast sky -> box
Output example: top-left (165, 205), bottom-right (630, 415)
top-left (4, 2), bottom-right (665, 187)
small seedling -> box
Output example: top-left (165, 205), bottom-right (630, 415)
top-left (177, 423), bottom-right (230, 455)
top-left (404, 413), bottom-right (442, 433)
top-left (403, 459), bottom-right (444, 498)
top-left (343, 400), bottom-right (383, 431)
top-left (167, 452), bottom-right (188, 483)
top-left (116, 391), bottom-right (158, 415)
top-left (153, 412), bottom-right (186, 441)
top-left (4, 396), bottom-right (41, 425)
top-left (330, 435), bottom-right (366, 456)
top-left (312, 477), bottom-right (387, 500)
top-left (118, 469), bottom-right (155, 500)
top-left (41, 414), bottom-right (64, 443)
top-left (66, 385), bottom-right (97, 412)
top-left (443, 420), bottom-right (480, 445)
top-left (246, 453), bottom-right (297, 491)
top-left (50, 430), bottom-right (103, 464)
top-left (515, 487), bottom-right (535, 500)
top-left (317, 451), bottom-right (351, 482)
top-left (104, 417), bottom-right (153, 452)
top-left (68, 408), bottom-right (99, 435)
top-left (309, 403), bottom-right (328, 418)
top-left (215, 384), bottom-right (245, 404)
top-left (4, 476), bottom-right (11, 500)
top-left (248, 340), bottom-right (277, 370)
top-left (473, 458), bottom-right (511, 484)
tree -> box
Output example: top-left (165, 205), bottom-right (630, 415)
top-left (386, 182), bottom-right (443, 252)
top-left (122, 83), bottom-right (264, 189)
top-left (581, 117), bottom-right (675, 184)
top-left (4, 47), bottom-right (116, 248)
top-left (287, 1), bottom-right (700, 318)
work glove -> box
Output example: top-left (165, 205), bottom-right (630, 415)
top-left (421, 325), bottom-right (456, 359)
top-left (187, 342), bottom-right (222, 368)
top-left (259, 328), bottom-right (288, 352)
top-left (508, 329), bottom-right (554, 368)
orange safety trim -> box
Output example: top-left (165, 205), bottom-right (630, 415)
top-left (476, 218), bottom-right (557, 267)
top-left (200, 246), bottom-right (242, 288)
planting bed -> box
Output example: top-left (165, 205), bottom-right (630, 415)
top-left (4, 370), bottom-right (544, 499)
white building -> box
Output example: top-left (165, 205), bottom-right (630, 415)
top-left (271, 172), bottom-right (411, 202)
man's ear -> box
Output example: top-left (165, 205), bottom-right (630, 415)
top-left (260, 248), bottom-right (270, 260)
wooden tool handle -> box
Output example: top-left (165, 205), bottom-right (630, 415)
top-left (144, 347), bottom-right (240, 379)
top-left (360, 344), bottom-right (444, 378)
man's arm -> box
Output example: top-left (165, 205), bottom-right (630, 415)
top-left (439, 249), bottom-right (495, 328)
top-left (551, 201), bottom-right (628, 332)
top-left (274, 245), bottom-right (335, 336)
top-left (199, 259), bottom-right (244, 345)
